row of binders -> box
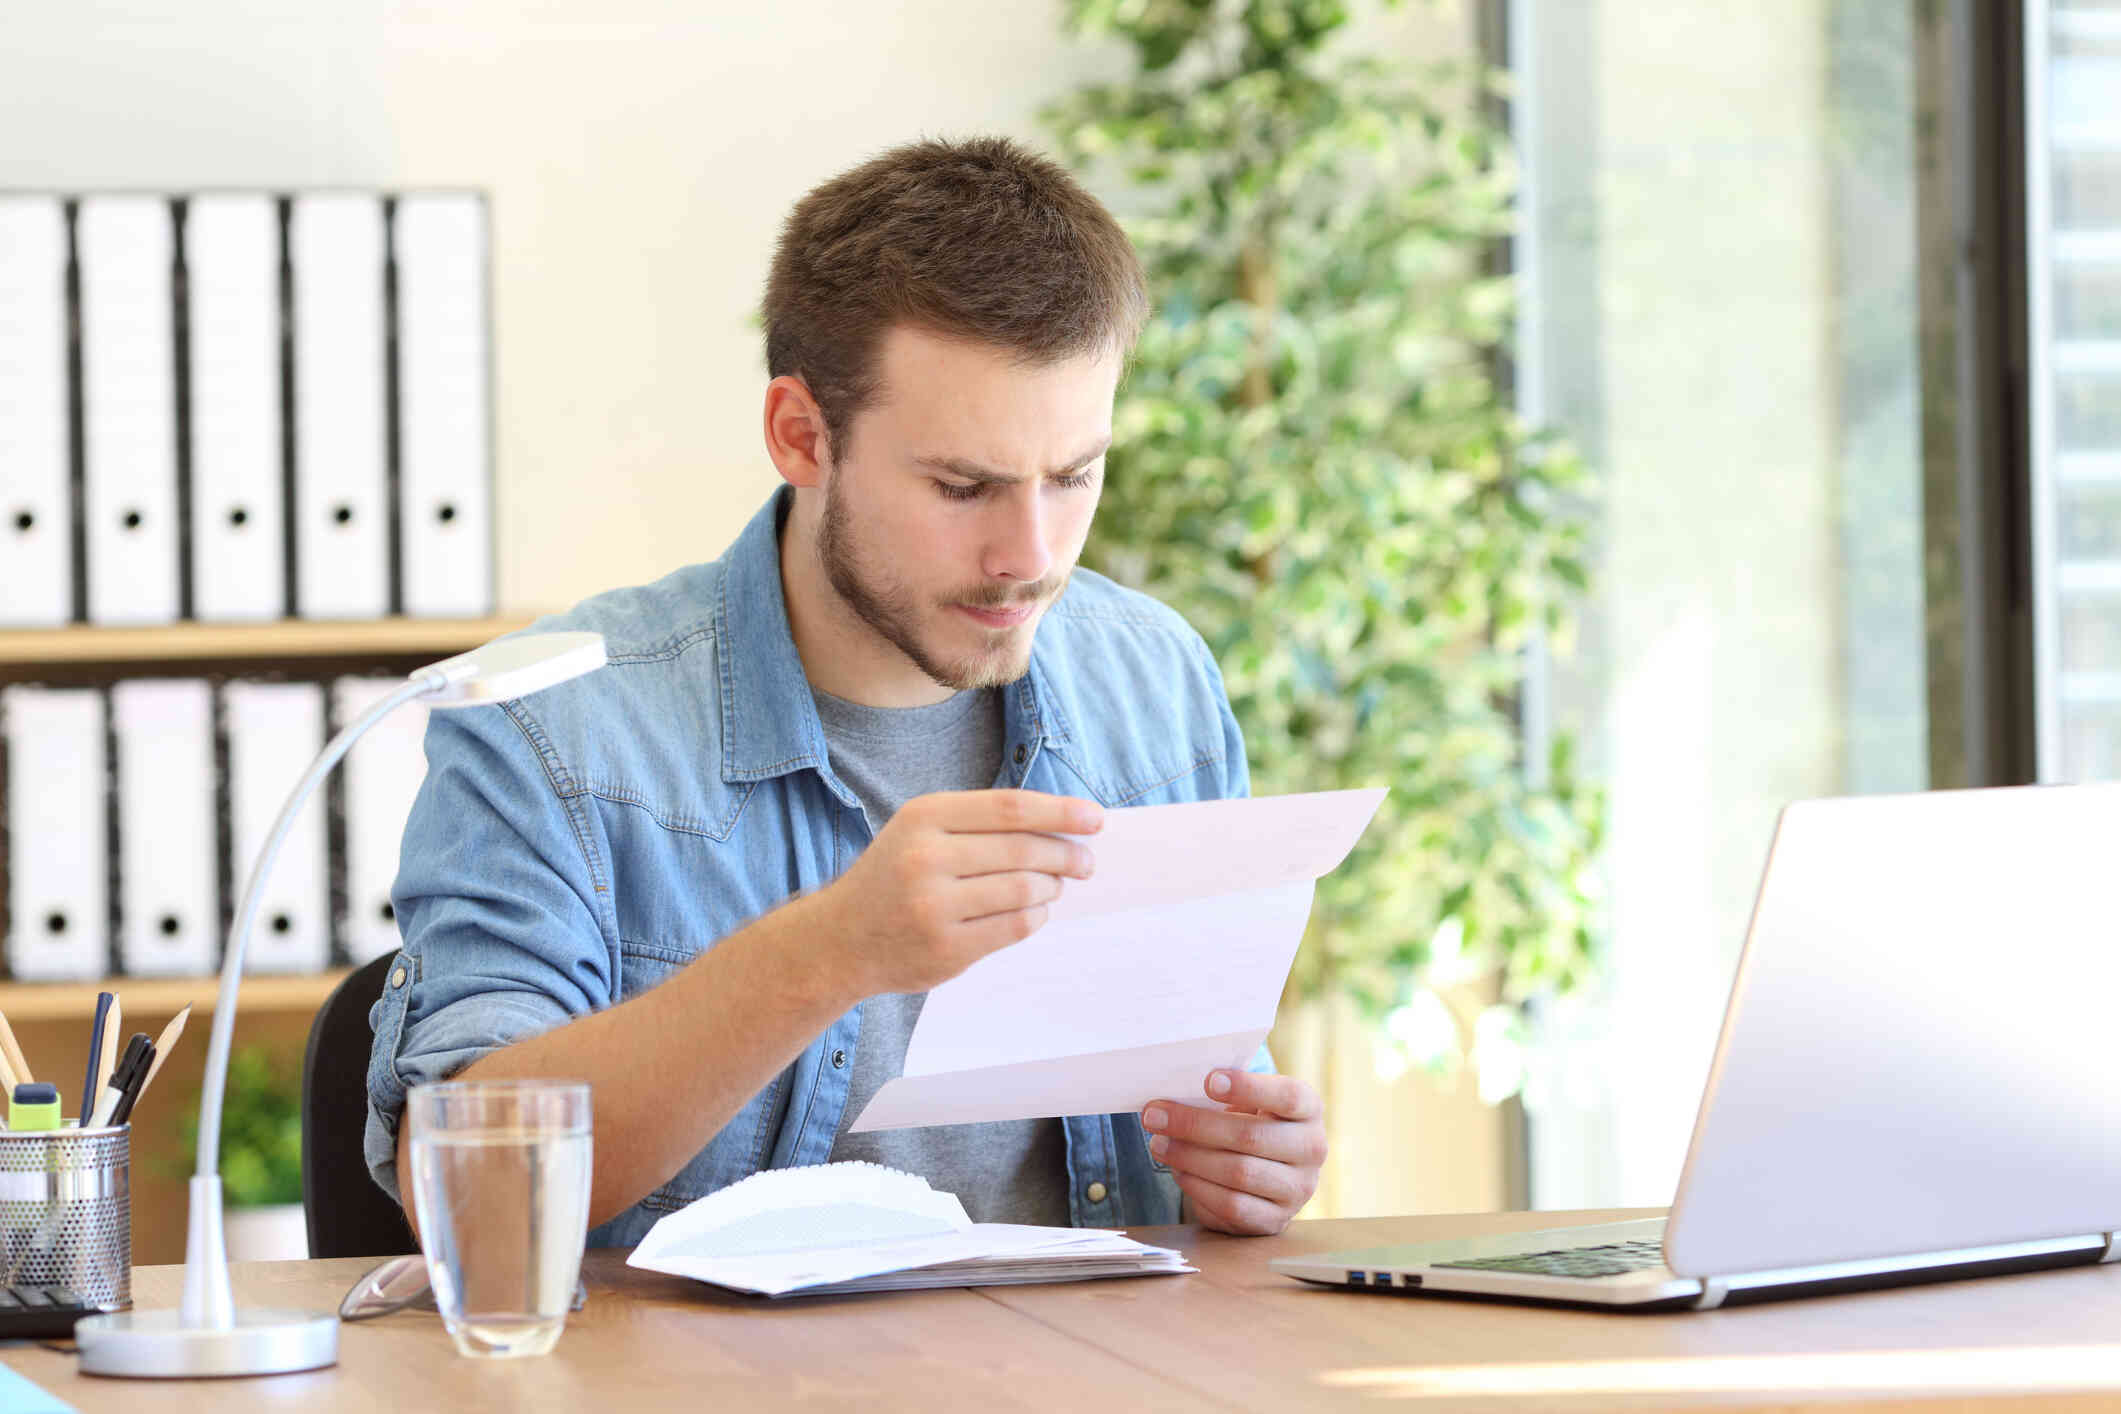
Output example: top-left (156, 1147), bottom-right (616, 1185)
top-left (1, 677), bottom-right (427, 980)
top-left (0, 189), bottom-right (492, 626)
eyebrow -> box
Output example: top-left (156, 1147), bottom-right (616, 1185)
top-left (913, 438), bottom-right (1112, 486)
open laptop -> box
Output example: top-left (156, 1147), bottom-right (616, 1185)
top-left (1271, 782), bottom-right (2121, 1310)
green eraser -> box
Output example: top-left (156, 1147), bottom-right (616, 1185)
top-left (9, 1082), bottom-right (60, 1132)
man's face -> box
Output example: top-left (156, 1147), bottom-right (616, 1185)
top-left (814, 325), bottom-right (1119, 692)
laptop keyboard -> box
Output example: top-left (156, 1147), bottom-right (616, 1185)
top-left (1433, 1238), bottom-right (1668, 1279)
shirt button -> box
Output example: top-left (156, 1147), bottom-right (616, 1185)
top-left (1013, 743), bottom-right (1028, 766)
top-left (831, 1049), bottom-right (847, 1069)
top-left (1085, 1181), bottom-right (1108, 1204)
top-left (389, 967), bottom-right (407, 989)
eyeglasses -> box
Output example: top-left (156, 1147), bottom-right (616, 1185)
top-left (339, 1253), bottom-right (588, 1322)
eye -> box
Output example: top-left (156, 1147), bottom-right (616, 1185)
top-left (936, 480), bottom-right (986, 502)
top-left (1052, 469), bottom-right (1098, 491)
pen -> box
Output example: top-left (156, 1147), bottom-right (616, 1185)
top-left (93, 994), bottom-right (122, 1117)
top-left (89, 1034), bottom-right (153, 1129)
top-left (79, 991), bottom-right (113, 1126)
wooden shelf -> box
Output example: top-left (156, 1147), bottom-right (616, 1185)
top-left (0, 969), bottom-right (351, 1022)
top-left (0, 617), bottom-right (534, 670)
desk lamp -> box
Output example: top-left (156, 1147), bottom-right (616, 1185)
top-left (74, 631), bottom-right (607, 1378)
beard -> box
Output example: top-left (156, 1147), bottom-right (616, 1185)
top-left (816, 479), bottom-right (1068, 692)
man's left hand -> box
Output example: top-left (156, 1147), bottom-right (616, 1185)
top-left (1141, 1070), bottom-right (1326, 1236)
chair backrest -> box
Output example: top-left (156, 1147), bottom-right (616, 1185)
top-left (301, 952), bottom-right (417, 1259)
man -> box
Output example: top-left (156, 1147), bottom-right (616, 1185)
top-left (365, 136), bottom-right (1327, 1245)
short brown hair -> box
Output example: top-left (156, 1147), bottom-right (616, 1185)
top-left (763, 136), bottom-right (1147, 460)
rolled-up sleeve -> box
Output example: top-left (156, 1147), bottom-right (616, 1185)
top-left (363, 695), bottom-right (615, 1207)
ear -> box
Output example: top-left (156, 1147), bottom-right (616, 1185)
top-left (763, 375), bottom-right (830, 489)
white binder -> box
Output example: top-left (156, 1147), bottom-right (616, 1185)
top-left (187, 194), bottom-right (285, 621)
top-left (79, 196), bottom-right (181, 625)
top-left (394, 193), bottom-right (494, 618)
top-left (0, 196), bottom-right (73, 627)
top-left (111, 678), bottom-right (218, 977)
top-left (291, 193), bottom-right (388, 619)
top-left (334, 676), bottom-right (428, 964)
top-left (225, 680), bottom-right (330, 974)
top-left (3, 687), bottom-right (108, 981)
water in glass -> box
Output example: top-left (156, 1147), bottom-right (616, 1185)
top-left (407, 1081), bottom-right (592, 1358)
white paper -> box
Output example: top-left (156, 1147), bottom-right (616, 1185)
top-left (849, 787), bottom-right (1386, 1133)
top-left (627, 1161), bottom-right (1192, 1298)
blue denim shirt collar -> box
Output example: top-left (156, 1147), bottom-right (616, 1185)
top-left (714, 488), bottom-right (1073, 797)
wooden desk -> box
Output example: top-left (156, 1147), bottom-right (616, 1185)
top-left (8, 1208), bottom-right (2121, 1411)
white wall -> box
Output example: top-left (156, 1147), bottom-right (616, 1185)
top-left (1, 1), bottom-right (1128, 612)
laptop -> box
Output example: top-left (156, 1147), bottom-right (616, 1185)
top-left (1271, 782), bottom-right (2121, 1310)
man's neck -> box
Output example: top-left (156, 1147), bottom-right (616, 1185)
top-left (777, 497), bottom-right (956, 709)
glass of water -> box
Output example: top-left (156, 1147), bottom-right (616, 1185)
top-left (406, 1079), bottom-right (593, 1358)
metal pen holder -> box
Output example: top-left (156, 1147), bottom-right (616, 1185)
top-left (0, 1125), bottom-right (131, 1310)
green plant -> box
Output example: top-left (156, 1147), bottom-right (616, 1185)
top-left (1046, 0), bottom-right (1604, 1086)
top-left (170, 1046), bottom-right (304, 1209)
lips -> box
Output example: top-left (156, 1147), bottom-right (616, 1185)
top-left (955, 602), bottom-right (1036, 628)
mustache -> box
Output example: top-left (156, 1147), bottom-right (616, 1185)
top-left (954, 575), bottom-right (1066, 610)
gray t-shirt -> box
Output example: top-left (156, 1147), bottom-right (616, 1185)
top-left (814, 685), bottom-right (1072, 1226)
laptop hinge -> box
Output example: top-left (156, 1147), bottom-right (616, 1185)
top-left (1691, 1278), bottom-right (1732, 1311)
top-left (2100, 1233), bottom-right (2121, 1264)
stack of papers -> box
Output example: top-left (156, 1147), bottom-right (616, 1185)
top-left (627, 1162), bottom-right (1193, 1298)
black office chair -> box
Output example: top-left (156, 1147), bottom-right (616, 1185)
top-left (301, 952), bottom-right (418, 1259)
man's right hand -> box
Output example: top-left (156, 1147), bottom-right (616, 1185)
top-left (812, 789), bottom-right (1102, 997)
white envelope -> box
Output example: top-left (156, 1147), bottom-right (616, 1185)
top-left (333, 676), bottom-right (428, 963)
top-left (225, 680), bottom-right (330, 974)
top-left (3, 687), bottom-right (108, 981)
top-left (393, 193), bottom-right (493, 618)
top-left (848, 788), bottom-right (1387, 1133)
top-left (187, 193), bottom-right (285, 622)
top-left (291, 193), bottom-right (388, 619)
top-left (0, 196), bottom-right (73, 627)
top-left (112, 678), bottom-right (218, 977)
top-left (79, 196), bottom-right (181, 625)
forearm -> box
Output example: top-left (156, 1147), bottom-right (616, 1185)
top-left (396, 890), bottom-right (860, 1234)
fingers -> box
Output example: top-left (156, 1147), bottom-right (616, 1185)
top-left (1171, 1168), bottom-right (1294, 1237)
top-left (955, 870), bottom-right (1066, 923)
top-left (1205, 1068), bottom-right (1321, 1123)
top-left (1141, 1100), bottom-right (1327, 1168)
top-left (945, 832), bottom-right (1097, 883)
top-left (1148, 1133), bottom-right (1313, 1210)
top-left (922, 789), bottom-right (1104, 837)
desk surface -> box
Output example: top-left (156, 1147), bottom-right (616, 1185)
top-left (8, 1208), bottom-right (2121, 1412)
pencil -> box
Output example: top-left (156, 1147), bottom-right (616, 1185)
top-left (0, 1010), bottom-right (31, 1087)
top-left (137, 1003), bottom-right (191, 1105)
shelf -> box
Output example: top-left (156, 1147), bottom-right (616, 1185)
top-left (0, 616), bottom-right (534, 671)
top-left (0, 969), bottom-right (352, 1022)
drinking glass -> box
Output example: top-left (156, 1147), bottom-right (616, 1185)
top-left (406, 1079), bottom-right (592, 1358)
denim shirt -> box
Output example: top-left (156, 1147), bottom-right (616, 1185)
top-left (364, 488), bottom-right (1262, 1249)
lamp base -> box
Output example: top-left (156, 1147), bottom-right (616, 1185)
top-left (74, 1307), bottom-right (338, 1378)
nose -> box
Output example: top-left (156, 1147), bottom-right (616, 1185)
top-left (982, 486), bottom-right (1053, 587)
